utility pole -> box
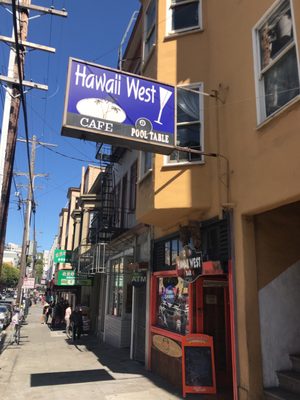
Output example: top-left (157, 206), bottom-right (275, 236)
top-left (16, 135), bottom-right (56, 304)
top-left (0, 1), bottom-right (67, 276)
top-left (0, 1), bottom-right (29, 278)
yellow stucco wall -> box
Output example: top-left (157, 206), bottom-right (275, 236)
top-left (135, 1), bottom-right (300, 398)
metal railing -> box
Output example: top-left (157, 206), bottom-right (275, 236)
top-left (72, 243), bottom-right (107, 274)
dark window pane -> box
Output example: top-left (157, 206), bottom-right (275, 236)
top-left (143, 152), bottom-right (152, 173)
top-left (171, 239), bottom-right (179, 265)
top-left (165, 241), bottom-right (171, 266)
top-left (172, 2), bottom-right (199, 31)
top-left (129, 162), bottom-right (137, 211)
top-left (177, 87), bottom-right (200, 122)
top-left (145, 28), bottom-right (155, 56)
top-left (171, 123), bottom-right (201, 161)
top-left (177, 123), bottom-right (201, 148)
top-left (146, 0), bottom-right (156, 34)
top-left (264, 47), bottom-right (299, 116)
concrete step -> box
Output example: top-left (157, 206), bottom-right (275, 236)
top-left (290, 355), bottom-right (300, 373)
top-left (265, 387), bottom-right (300, 400)
top-left (277, 370), bottom-right (300, 395)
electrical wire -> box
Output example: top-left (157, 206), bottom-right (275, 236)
top-left (27, 105), bottom-right (97, 160)
top-left (39, 142), bottom-right (99, 164)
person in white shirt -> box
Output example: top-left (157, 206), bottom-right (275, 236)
top-left (64, 304), bottom-right (72, 334)
top-left (12, 310), bottom-right (19, 326)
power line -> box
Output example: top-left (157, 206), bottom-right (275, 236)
top-left (27, 104), bottom-right (96, 160)
top-left (39, 142), bottom-right (99, 164)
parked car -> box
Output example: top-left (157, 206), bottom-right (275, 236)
top-left (0, 305), bottom-right (10, 327)
top-left (0, 302), bottom-right (13, 322)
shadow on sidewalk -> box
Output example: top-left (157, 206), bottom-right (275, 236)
top-left (72, 336), bottom-right (183, 397)
top-left (31, 368), bottom-right (114, 387)
top-left (37, 327), bottom-right (232, 400)
top-left (76, 336), bottom-right (233, 400)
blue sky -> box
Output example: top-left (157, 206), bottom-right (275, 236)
top-left (0, 0), bottom-right (140, 251)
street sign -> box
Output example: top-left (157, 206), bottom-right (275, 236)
top-left (54, 249), bottom-right (72, 263)
top-left (22, 277), bottom-right (35, 289)
top-left (61, 58), bottom-right (175, 154)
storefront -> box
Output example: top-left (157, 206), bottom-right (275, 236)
top-left (53, 269), bottom-right (93, 310)
top-left (149, 218), bottom-right (234, 398)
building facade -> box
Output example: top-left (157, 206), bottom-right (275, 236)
top-left (56, 1), bottom-right (300, 399)
top-left (123, 1), bottom-right (300, 399)
top-left (3, 242), bottom-right (22, 267)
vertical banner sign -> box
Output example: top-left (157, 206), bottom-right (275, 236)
top-left (61, 58), bottom-right (175, 154)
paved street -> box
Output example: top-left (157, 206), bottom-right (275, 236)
top-left (0, 304), bottom-right (184, 400)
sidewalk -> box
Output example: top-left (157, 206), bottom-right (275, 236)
top-left (0, 304), bottom-right (184, 400)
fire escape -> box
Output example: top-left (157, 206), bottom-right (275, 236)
top-left (90, 143), bottom-right (128, 243)
top-left (77, 144), bottom-right (130, 274)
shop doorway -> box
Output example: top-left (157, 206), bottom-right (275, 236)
top-left (133, 285), bottom-right (146, 363)
top-left (194, 277), bottom-right (232, 391)
top-left (253, 202), bottom-right (300, 389)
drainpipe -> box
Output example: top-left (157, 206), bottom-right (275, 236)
top-left (130, 234), bottom-right (138, 360)
top-left (227, 208), bottom-right (240, 400)
top-left (145, 225), bottom-right (154, 370)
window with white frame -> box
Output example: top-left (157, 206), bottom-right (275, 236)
top-left (167, 84), bottom-right (203, 164)
top-left (144, 0), bottom-right (156, 60)
top-left (108, 260), bottom-right (124, 317)
top-left (108, 259), bottom-right (133, 317)
top-left (167, 0), bottom-right (201, 35)
top-left (254, 0), bottom-right (300, 123)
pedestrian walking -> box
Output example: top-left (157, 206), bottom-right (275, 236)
top-left (64, 303), bottom-right (72, 335)
top-left (11, 308), bottom-right (21, 344)
top-left (70, 306), bottom-right (83, 341)
top-left (51, 302), bottom-right (57, 328)
top-left (41, 302), bottom-right (49, 324)
top-left (45, 302), bottom-right (53, 324)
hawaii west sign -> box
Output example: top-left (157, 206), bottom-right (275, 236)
top-left (61, 58), bottom-right (175, 154)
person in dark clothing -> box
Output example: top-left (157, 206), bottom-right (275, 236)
top-left (70, 306), bottom-right (83, 341)
top-left (50, 302), bottom-right (57, 329)
top-left (42, 302), bottom-right (50, 324)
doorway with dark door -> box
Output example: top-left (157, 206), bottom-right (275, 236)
top-left (133, 284), bottom-right (146, 363)
top-left (202, 279), bottom-right (232, 390)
